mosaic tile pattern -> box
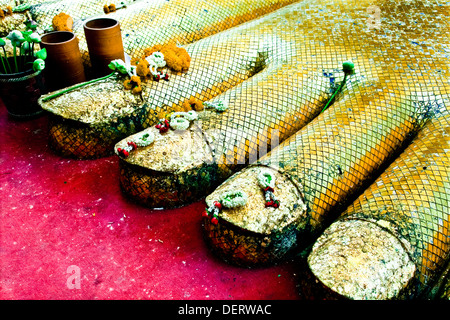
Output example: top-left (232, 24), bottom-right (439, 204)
top-left (31, 0), bottom-right (450, 298)
top-left (200, 0), bottom-right (449, 298)
top-left (308, 113), bottom-right (450, 299)
top-left (38, 0), bottom-right (299, 158)
top-left (117, 1), bottom-right (354, 207)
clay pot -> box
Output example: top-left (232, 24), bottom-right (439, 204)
top-left (83, 17), bottom-right (125, 77)
top-left (40, 31), bottom-right (86, 91)
top-left (0, 58), bottom-right (46, 119)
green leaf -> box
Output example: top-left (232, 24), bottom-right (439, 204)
top-left (108, 59), bottom-right (132, 75)
top-left (21, 30), bottom-right (33, 42)
top-left (33, 59), bottom-right (45, 72)
top-left (342, 60), bottom-right (355, 74)
top-left (24, 19), bottom-right (38, 31)
top-left (13, 4), bottom-right (31, 13)
top-left (35, 48), bottom-right (47, 60)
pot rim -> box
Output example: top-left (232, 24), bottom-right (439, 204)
top-left (83, 17), bottom-right (119, 31)
top-left (0, 68), bottom-right (41, 81)
top-left (41, 31), bottom-right (76, 46)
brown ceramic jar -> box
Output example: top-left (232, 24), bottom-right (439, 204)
top-left (40, 31), bottom-right (86, 91)
top-left (83, 17), bottom-right (125, 77)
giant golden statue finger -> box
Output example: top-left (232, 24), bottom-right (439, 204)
top-left (37, 0), bottom-right (299, 158)
top-left (197, 0), bottom-right (449, 267)
top-left (115, 1), bottom-right (363, 208)
top-left (116, 0), bottom-right (448, 213)
top-left (202, 85), bottom-right (448, 267)
top-left (306, 112), bottom-right (450, 299)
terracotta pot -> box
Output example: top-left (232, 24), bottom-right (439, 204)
top-left (83, 17), bottom-right (125, 77)
top-left (0, 58), bottom-right (46, 119)
top-left (40, 31), bottom-right (86, 91)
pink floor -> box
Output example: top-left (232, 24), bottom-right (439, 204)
top-left (0, 104), bottom-right (302, 300)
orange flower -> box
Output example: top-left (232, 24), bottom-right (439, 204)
top-left (142, 43), bottom-right (191, 73)
top-left (143, 45), bottom-right (163, 58)
top-left (52, 12), bottom-right (73, 32)
top-left (173, 105), bottom-right (185, 113)
top-left (136, 59), bottom-right (150, 77)
top-left (103, 4), bottom-right (116, 13)
top-left (132, 86), bottom-right (142, 94)
top-left (130, 75), bottom-right (141, 87)
top-left (181, 103), bottom-right (192, 112)
top-left (130, 57), bottom-right (140, 66)
top-left (161, 44), bottom-right (190, 73)
top-left (123, 79), bottom-right (133, 90)
top-left (123, 76), bottom-right (143, 95)
top-left (183, 97), bottom-right (203, 111)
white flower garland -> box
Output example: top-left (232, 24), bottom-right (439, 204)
top-left (171, 110), bottom-right (198, 122)
top-left (219, 190), bottom-right (248, 208)
top-left (202, 190), bottom-right (248, 225)
top-left (145, 51), bottom-right (169, 81)
top-left (184, 110), bottom-right (198, 121)
top-left (168, 110), bottom-right (198, 131)
top-left (146, 52), bottom-right (167, 74)
top-left (115, 129), bottom-right (155, 157)
top-left (170, 117), bottom-right (190, 131)
top-left (109, 57), bottom-right (136, 77)
top-left (204, 100), bottom-right (228, 112)
top-left (134, 130), bottom-right (155, 147)
top-left (258, 169), bottom-right (275, 189)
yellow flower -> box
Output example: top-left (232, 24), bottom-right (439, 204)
top-left (122, 79), bottom-right (132, 90)
top-left (136, 59), bottom-right (150, 77)
top-left (183, 96), bottom-right (203, 111)
top-left (132, 86), bottom-right (142, 94)
top-left (52, 12), bottom-right (73, 32)
top-left (130, 75), bottom-right (141, 87)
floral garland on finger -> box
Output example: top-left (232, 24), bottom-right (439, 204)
top-left (116, 129), bottom-right (155, 158)
top-left (155, 118), bottom-right (170, 133)
top-left (136, 51), bottom-right (169, 82)
top-left (156, 110), bottom-right (198, 133)
top-left (258, 169), bottom-right (280, 208)
top-left (204, 99), bottom-right (228, 112)
top-left (147, 51), bottom-right (170, 81)
top-left (202, 190), bottom-right (248, 225)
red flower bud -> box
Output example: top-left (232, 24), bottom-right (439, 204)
top-left (202, 210), bottom-right (209, 218)
top-left (164, 74), bottom-right (169, 81)
top-left (127, 141), bottom-right (137, 150)
top-left (211, 217), bottom-right (219, 225)
top-left (214, 201), bottom-right (222, 209)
